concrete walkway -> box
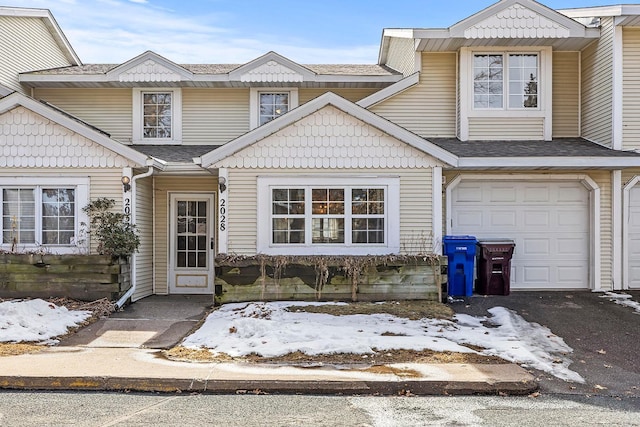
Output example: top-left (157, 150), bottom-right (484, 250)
top-left (0, 295), bottom-right (536, 395)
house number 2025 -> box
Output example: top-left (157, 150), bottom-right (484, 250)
top-left (219, 198), bottom-right (226, 231)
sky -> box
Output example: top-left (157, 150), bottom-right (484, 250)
top-left (3, 0), bottom-right (626, 64)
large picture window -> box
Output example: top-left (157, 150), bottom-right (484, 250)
top-left (0, 178), bottom-right (88, 253)
top-left (258, 177), bottom-right (399, 255)
top-left (2, 187), bottom-right (75, 246)
top-left (473, 53), bottom-right (538, 110)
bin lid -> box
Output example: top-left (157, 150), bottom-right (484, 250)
top-left (444, 235), bottom-right (477, 241)
top-left (477, 238), bottom-right (515, 246)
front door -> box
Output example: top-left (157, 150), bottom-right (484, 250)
top-left (169, 193), bottom-right (215, 294)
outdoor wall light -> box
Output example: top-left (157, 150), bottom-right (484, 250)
top-left (122, 175), bottom-right (131, 193)
top-left (219, 176), bottom-right (227, 193)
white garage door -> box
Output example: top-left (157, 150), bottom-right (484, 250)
top-left (627, 186), bottom-right (640, 289)
top-left (450, 180), bottom-right (590, 290)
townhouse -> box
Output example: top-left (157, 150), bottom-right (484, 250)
top-left (2, 0), bottom-right (640, 303)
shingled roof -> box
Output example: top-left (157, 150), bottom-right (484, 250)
top-left (427, 137), bottom-right (640, 158)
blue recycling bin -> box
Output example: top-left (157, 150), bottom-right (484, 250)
top-left (443, 235), bottom-right (477, 297)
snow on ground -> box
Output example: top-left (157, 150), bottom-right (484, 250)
top-left (0, 299), bottom-right (92, 345)
top-left (601, 292), bottom-right (640, 314)
top-left (182, 301), bottom-right (584, 383)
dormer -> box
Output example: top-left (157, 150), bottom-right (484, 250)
top-left (380, 0), bottom-right (599, 141)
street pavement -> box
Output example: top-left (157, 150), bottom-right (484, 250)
top-left (0, 295), bottom-right (536, 396)
top-left (450, 291), bottom-right (640, 398)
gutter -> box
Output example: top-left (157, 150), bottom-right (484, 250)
top-left (115, 164), bottom-right (155, 309)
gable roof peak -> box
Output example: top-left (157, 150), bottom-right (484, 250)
top-left (229, 51), bottom-right (316, 83)
top-left (450, 0), bottom-right (586, 38)
top-left (105, 50), bottom-right (193, 82)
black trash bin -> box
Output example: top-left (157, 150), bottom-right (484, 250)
top-left (476, 239), bottom-right (515, 295)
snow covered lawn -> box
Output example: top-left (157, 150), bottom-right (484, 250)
top-left (0, 299), bottom-right (92, 345)
top-left (182, 301), bottom-right (586, 383)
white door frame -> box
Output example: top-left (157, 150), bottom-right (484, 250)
top-left (168, 192), bottom-right (215, 294)
top-left (445, 173), bottom-right (601, 290)
top-left (623, 175), bottom-right (640, 289)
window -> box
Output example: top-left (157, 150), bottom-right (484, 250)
top-left (250, 88), bottom-right (298, 129)
top-left (259, 93), bottom-right (289, 126)
top-left (473, 53), bottom-right (538, 110)
top-left (258, 177), bottom-right (399, 255)
top-left (3, 188), bottom-right (74, 246)
top-left (133, 88), bottom-right (182, 144)
top-left (0, 178), bottom-right (88, 253)
top-left (142, 92), bottom-right (172, 138)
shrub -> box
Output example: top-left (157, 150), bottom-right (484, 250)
top-left (82, 198), bottom-right (140, 257)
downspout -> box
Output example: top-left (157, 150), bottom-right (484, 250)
top-left (115, 165), bottom-right (154, 309)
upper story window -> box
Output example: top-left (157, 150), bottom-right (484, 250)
top-left (250, 88), bottom-right (298, 129)
top-left (473, 53), bottom-right (538, 110)
top-left (258, 176), bottom-right (399, 256)
top-left (260, 93), bottom-right (289, 126)
top-left (0, 178), bottom-right (89, 253)
top-left (143, 92), bottom-right (172, 138)
top-left (133, 88), bottom-right (182, 144)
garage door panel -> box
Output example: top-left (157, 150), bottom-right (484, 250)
top-left (521, 238), bottom-right (550, 255)
top-left (557, 209), bottom-right (589, 227)
top-left (523, 186), bottom-right (552, 202)
top-left (627, 187), bottom-right (640, 289)
top-left (490, 211), bottom-right (517, 227)
top-left (521, 265), bottom-right (551, 283)
top-left (556, 237), bottom-right (589, 256)
top-left (451, 180), bottom-right (589, 290)
top-left (490, 187), bottom-right (517, 202)
top-left (524, 211), bottom-right (550, 227)
top-left (455, 186), bottom-right (483, 202)
top-left (558, 185), bottom-right (588, 203)
top-left (455, 210), bottom-right (483, 227)
top-left (557, 266), bottom-right (588, 284)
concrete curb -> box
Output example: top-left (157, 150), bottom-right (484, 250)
top-left (0, 375), bottom-right (538, 396)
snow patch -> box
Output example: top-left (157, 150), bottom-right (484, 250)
top-left (0, 299), bottom-right (92, 345)
top-left (601, 292), bottom-right (640, 314)
top-left (182, 301), bottom-right (584, 383)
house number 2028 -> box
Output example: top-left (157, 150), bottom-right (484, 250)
top-left (219, 198), bottom-right (226, 232)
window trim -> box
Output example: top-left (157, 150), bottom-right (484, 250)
top-left (472, 53), bottom-right (540, 111)
top-left (0, 177), bottom-right (89, 254)
top-left (257, 176), bottom-right (400, 255)
top-left (459, 46), bottom-right (552, 140)
top-left (132, 88), bottom-right (182, 144)
top-left (249, 88), bottom-right (299, 130)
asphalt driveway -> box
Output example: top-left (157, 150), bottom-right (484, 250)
top-left (450, 291), bottom-right (640, 398)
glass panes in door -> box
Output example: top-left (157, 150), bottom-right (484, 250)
top-left (176, 200), bottom-right (208, 268)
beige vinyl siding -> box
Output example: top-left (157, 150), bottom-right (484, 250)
top-left (0, 16), bottom-right (71, 93)
top-left (593, 170), bottom-right (612, 290)
top-left (552, 52), bottom-right (580, 137)
top-left (299, 88), bottom-right (379, 104)
top-left (182, 88), bottom-right (249, 145)
top-left (623, 28), bottom-right (640, 151)
top-left (582, 17), bottom-right (614, 147)
top-left (227, 168), bottom-right (434, 256)
top-left (34, 88), bottom-right (133, 143)
top-left (132, 175), bottom-right (153, 301)
top-left (153, 175), bottom-right (217, 295)
top-left (384, 37), bottom-right (417, 76)
top-left (468, 117), bottom-right (544, 140)
top-left (370, 52), bottom-right (457, 138)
